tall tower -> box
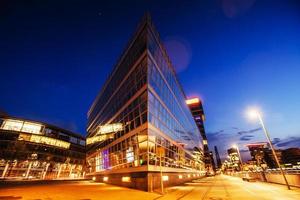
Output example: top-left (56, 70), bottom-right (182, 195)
top-left (86, 14), bottom-right (205, 191)
top-left (186, 98), bottom-right (212, 172)
top-left (214, 145), bottom-right (222, 169)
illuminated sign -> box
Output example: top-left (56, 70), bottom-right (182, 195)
top-left (1, 119), bottom-right (42, 135)
top-left (186, 98), bottom-right (200, 105)
top-left (86, 133), bottom-right (114, 145)
top-left (18, 133), bottom-right (70, 149)
top-left (97, 123), bottom-right (123, 135)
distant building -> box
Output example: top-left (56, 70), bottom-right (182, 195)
top-left (85, 15), bottom-right (205, 191)
top-left (246, 142), bottom-right (283, 169)
top-left (282, 148), bottom-right (300, 165)
top-left (0, 115), bottom-right (86, 180)
top-left (246, 142), bottom-right (269, 167)
top-left (186, 97), bottom-right (213, 171)
top-left (265, 149), bottom-right (283, 168)
top-left (209, 151), bottom-right (216, 171)
top-left (214, 146), bottom-right (222, 169)
top-left (227, 147), bottom-right (241, 171)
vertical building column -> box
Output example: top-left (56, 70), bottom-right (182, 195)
top-left (42, 163), bottom-right (50, 180)
top-left (1, 161), bottom-right (9, 178)
top-left (57, 164), bottom-right (62, 179)
top-left (147, 136), bottom-right (149, 165)
top-left (69, 164), bottom-right (74, 178)
top-left (147, 173), bottom-right (153, 192)
top-left (25, 162), bottom-right (32, 179)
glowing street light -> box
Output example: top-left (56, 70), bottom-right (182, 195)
top-left (246, 107), bottom-right (290, 190)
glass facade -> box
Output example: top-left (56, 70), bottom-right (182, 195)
top-left (86, 16), bottom-right (205, 177)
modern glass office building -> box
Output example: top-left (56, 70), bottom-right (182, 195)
top-left (86, 15), bottom-right (205, 191)
top-left (0, 114), bottom-right (85, 180)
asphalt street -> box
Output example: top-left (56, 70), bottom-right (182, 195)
top-left (0, 175), bottom-right (299, 200)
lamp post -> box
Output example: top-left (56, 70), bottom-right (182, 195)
top-left (247, 108), bottom-right (290, 190)
top-left (232, 144), bottom-right (243, 171)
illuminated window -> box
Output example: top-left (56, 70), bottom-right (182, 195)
top-left (178, 175), bottom-right (183, 179)
top-left (162, 176), bottom-right (169, 181)
top-left (87, 134), bottom-right (113, 145)
top-left (21, 122), bottom-right (42, 134)
top-left (186, 98), bottom-right (200, 105)
top-left (1, 119), bottom-right (23, 131)
top-left (95, 152), bottom-right (103, 172)
top-left (126, 147), bottom-right (134, 163)
top-left (203, 140), bottom-right (208, 145)
top-left (98, 123), bottom-right (123, 135)
top-left (1, 119), bottom-right (43, 135)
top-left (103, 176), bottom-right (108, 182)
top-left (122, 176), bottom-right (131, 182)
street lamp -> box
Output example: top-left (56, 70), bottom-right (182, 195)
top-left (232, 144), bottom-right (243, 171)
top-left (246, 108), bottom-right (290, 190)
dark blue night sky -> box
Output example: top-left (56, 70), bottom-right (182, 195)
top-left (1, 0), bottom-right (300, 159)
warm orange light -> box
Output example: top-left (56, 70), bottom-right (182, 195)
top-left (186, 98), bottom-right (200, 105)
top-left (122, 176), bottom-right (131, 182)
top-left (162, 175), bottom-right (169, 181)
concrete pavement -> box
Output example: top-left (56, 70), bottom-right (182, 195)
top-left (159, 175), bottom-right (300, 200)
top-left (0, 175), bottom-right (299, 199)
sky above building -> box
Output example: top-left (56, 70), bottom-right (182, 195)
top-left (1, 0), bottom-right (300, 160)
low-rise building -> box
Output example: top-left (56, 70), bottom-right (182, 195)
top-left (0, 115), bottom-right (86, 180)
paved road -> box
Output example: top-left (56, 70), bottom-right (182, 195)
top-left (160, 175), bottom-right (300, 200)
top-left (0, 175), bottom-right (299, 200)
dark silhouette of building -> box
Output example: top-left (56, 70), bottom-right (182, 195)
top-left (265, 149), bottom-right (283, 168)
top-left (282, 148), bottom-right (300, 165)
top-left (86, 14), bottom-right (205, 191)
top-left (246, 143), bottom-right (268, 167)
top-left (209, 151), bottom-right (216, 171)
top-left (214, 146), bottom-right (222, 169)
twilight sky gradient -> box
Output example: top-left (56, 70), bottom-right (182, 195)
top-left (1, 0), bottom-right (300, 160)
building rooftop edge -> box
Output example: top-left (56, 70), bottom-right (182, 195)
top-left (0, 115), bottom-right (85, 139)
